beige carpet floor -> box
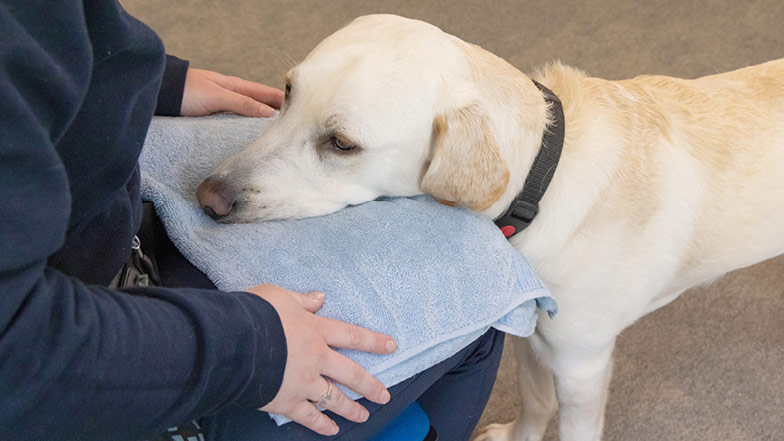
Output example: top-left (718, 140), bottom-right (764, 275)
top-left (122, 1), bottom-right (784, 439)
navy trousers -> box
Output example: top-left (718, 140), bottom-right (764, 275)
top-left (142, 209), bottom-right (505, 441)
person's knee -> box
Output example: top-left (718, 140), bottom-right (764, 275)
top-left (456, 329), bottom-right (506, 371)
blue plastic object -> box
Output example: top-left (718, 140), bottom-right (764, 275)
top-left (370, 402), bottom-right (431, 441)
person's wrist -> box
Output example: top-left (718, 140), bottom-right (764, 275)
top-left (230, 290), bottom-right (288, 408)
top-left (155, 55), bottom-right (190, 116)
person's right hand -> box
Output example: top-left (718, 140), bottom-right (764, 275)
top-left (246, 284), bottom-right (397, 436)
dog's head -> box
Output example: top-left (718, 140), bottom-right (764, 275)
top-left (197, 14), bottom-right (545, 223)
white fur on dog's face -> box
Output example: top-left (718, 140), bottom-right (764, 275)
top-left (204, 15), bottom-right (471, 222)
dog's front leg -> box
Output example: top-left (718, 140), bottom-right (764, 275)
top-left (551, 338), bottom-right (616, 441)
top-left (514, 335), bottom-right (560, 439)
top-left (475, 335), bottom-right (558, 441)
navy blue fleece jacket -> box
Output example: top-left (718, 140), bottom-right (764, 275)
top-left (0, 1), bottom-right (286, 440)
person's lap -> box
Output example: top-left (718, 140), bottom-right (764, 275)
top-left (202, 328), bottom-right (503, 441)
top-left (140, 206), bottom-right (505, 441)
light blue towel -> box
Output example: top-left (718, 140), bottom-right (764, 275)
top-left (139, 114), bottom-right (556, 424)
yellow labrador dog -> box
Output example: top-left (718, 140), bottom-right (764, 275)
top-left (196, 14), bottom-right (784, 441)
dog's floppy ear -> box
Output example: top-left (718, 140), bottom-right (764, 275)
top-left (420, 103), bottom-right (509, 212)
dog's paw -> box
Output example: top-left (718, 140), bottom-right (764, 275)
top-left (474, 422), bottom-right (514, 441)
top-left (474, 421), bottom-right (548, 441)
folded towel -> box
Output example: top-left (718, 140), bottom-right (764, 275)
top-left (139, 114), bottom-right (556, 424)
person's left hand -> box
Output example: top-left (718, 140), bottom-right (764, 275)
top-left (180, 68), bottom-right (284, 117)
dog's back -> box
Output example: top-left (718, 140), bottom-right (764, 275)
top-left (623, 60), bottom-right (784, 291)
top-left (531, 59), bottom-right (784, 309)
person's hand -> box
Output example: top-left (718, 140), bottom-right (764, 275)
top-left (247, 284), bottom-right (397, 436)
top-left (180, 68), bottom-right (284, 117)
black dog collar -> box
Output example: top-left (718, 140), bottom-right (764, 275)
top-left (494, 80), bottom-right (565, 238)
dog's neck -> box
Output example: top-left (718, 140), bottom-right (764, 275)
top-left (478, 61), bottom-right (621, 277)
top-left (458, 42), bottom-right (600, 266)
top-left (456, 43), bottom-right (553, 226)
top-left (493, 80), bottom-right (565, 238)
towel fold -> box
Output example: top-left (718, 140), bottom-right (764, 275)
top-left (139, 114), bottom-right (556, 424)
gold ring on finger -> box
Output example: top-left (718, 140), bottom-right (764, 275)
top-left (312, 377), bottom-right (333, 408)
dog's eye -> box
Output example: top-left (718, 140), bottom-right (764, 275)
top-left (330, 136), bottom-right (356, 152)
top-left (285, 82), bottom-right (291, 97)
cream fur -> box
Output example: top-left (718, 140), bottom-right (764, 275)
top-left (199, 14), bottom-right (784, 441)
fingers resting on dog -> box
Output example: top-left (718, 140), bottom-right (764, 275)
top-left (180, 68), bottom-right (284, 118)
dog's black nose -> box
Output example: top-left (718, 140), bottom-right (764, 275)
top-left (196, 177), bottom-right (235, 220)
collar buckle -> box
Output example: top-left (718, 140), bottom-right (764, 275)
top-left (496, 200), bottom-right (539, 238)
top-left (511, 199), bottom-right (539, 223)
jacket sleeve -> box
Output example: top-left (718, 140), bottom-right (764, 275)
top-left (155, 54), bottom-right (190, 116)
top-left (0, 6), bottom-right (285, 441)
